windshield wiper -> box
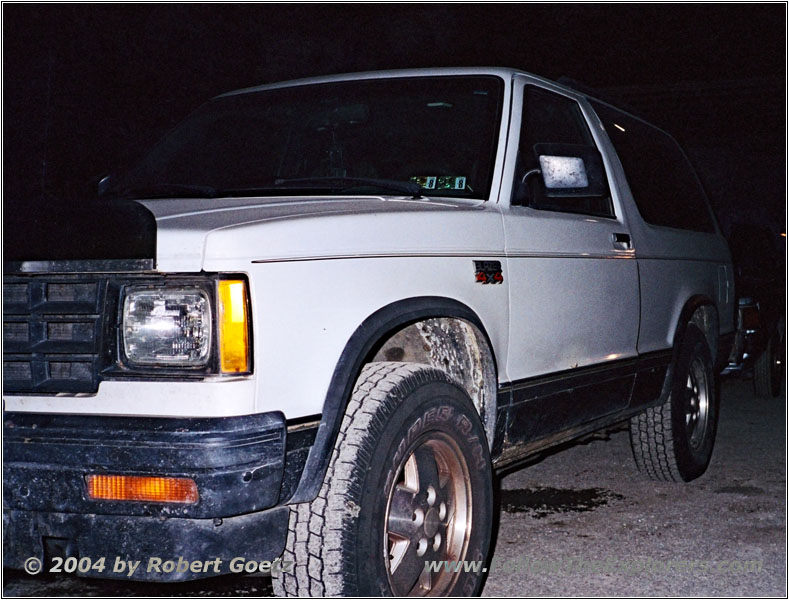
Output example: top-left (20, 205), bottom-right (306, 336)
top-left (104, 183), bottom-right (219, 200)
top-left (272, 177), bottom-right (422, 199)
top-left (105, 178), bottom-right (423, 200)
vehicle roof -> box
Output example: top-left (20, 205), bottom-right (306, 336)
top-left (220, 67), bottom-right (558, 98)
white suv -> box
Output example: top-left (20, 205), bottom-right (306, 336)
top-left (3, 68), bottom-right (734, 596)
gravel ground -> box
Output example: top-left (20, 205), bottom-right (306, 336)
top-left (483, 377), bottom-right (786, 596)
top-left (3, 377), bottom-right (785, 597)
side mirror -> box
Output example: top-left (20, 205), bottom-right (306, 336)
top-left (533, 143), bottom-right (607, 198)
top-left (97, 174), bottom-right (113, 197)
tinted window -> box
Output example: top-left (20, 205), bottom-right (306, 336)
top-left (107, 76), bottom-right (504, 200)
top-left (514, 87), bottom-right (613, 217)
top-left (591, 101), bottom-right (715, 233)
top-left (523, 87), bottom-right (594, 147)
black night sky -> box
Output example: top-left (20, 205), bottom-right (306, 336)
top-left (3, 4), bottom-right (786, 248)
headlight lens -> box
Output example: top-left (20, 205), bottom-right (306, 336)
top-left (122, 287), bottom-right (211, 366)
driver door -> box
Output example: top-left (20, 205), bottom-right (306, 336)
top-left (501, 78), bottom-right (640, 442)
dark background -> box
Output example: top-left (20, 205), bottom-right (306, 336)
top-left (3, 4), bottom-right (786, 242)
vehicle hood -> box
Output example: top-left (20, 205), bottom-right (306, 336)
top-left (4, 197), bottom-right (157, 263)
top-left (139, 195), bottom-right (503, 272)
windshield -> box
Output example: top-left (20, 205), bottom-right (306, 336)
top-left (105, 75), bottom-right (504, 200)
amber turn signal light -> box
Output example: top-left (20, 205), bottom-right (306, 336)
top-left (86, 474), bottom-right (198, 504)
top-left (218, 280), bottom-right (250, 373)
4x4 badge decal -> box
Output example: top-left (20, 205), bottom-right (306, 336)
top-left (474, 260), bottom-right (503, 284)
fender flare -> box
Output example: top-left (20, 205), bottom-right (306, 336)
top-left (662, 294), bottom-right (718, 397)
top-left (286, 296), bottom-right (495, 504)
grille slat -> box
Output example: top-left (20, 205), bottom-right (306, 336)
top-left (3, 322), bottom-right (29, 343)
top-left (47, 283), bottom-right (97, 303)
top-left (49, 361), bottom-right (93, 381)
top-left (47, 321), bottom-right (96, 343)
top-left (4, 361), bottom-right (32, 382)
top-left (4, 284), bottom-right (29, 307)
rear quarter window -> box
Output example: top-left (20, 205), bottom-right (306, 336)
top-left (591, 101), bottom-right (715, 233)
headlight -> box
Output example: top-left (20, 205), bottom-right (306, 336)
top-left (122, 287), bottom-right (211, 366)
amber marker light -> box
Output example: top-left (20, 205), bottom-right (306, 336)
top-left (86, 475), bottom-right (198, 504)
top-left (218, 279), bottom-right (250, 373)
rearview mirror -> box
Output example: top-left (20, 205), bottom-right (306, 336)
top-left (533, 143), bottom-right (607, 198)
top-left (310, 103), bottom-right (370, 130)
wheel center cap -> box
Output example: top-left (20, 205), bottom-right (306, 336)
top-left (424, 507), bottom-right (441, 537)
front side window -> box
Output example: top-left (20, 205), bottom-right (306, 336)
top-left (513, 86), bottom-right (614, 217)
top-left (591, 101), bottom-right (715, 233)
top-left (104, 76), bottom-right (504, 201)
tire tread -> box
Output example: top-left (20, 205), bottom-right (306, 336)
top-left (274, 362), bottom-right (453, 597)
top-left (629, 324), bottom-right (716, 483)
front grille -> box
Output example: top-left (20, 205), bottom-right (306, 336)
top-left (3, 277), bottom-right (108, 393)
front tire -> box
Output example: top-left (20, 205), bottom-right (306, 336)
top-left (629, 325), bottom-right (719, 482)
top-left (273, 362), bottom-right (493, 597)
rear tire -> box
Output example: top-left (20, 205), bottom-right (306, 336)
top-left (629, 325), bottom-right (718, 482)
top-left (273, 362), bottom-right (493, 596)
top-left (753, 330), bottom-right (783, 398)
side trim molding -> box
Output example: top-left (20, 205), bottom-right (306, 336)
top-left (495, 350), bottom-right (672, 465)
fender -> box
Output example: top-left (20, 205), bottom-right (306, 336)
top-left (662, 294), bottom-right (718, 399)
top-left (285, 296), bottom-right (494, 504)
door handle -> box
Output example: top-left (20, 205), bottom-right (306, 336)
top-left (612, 232), bottom-right (632, 250)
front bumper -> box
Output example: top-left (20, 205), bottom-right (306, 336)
top-left (3, 411), bottom-right (291, 581)
top-left (3, 506), bottom-right (289, 581)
